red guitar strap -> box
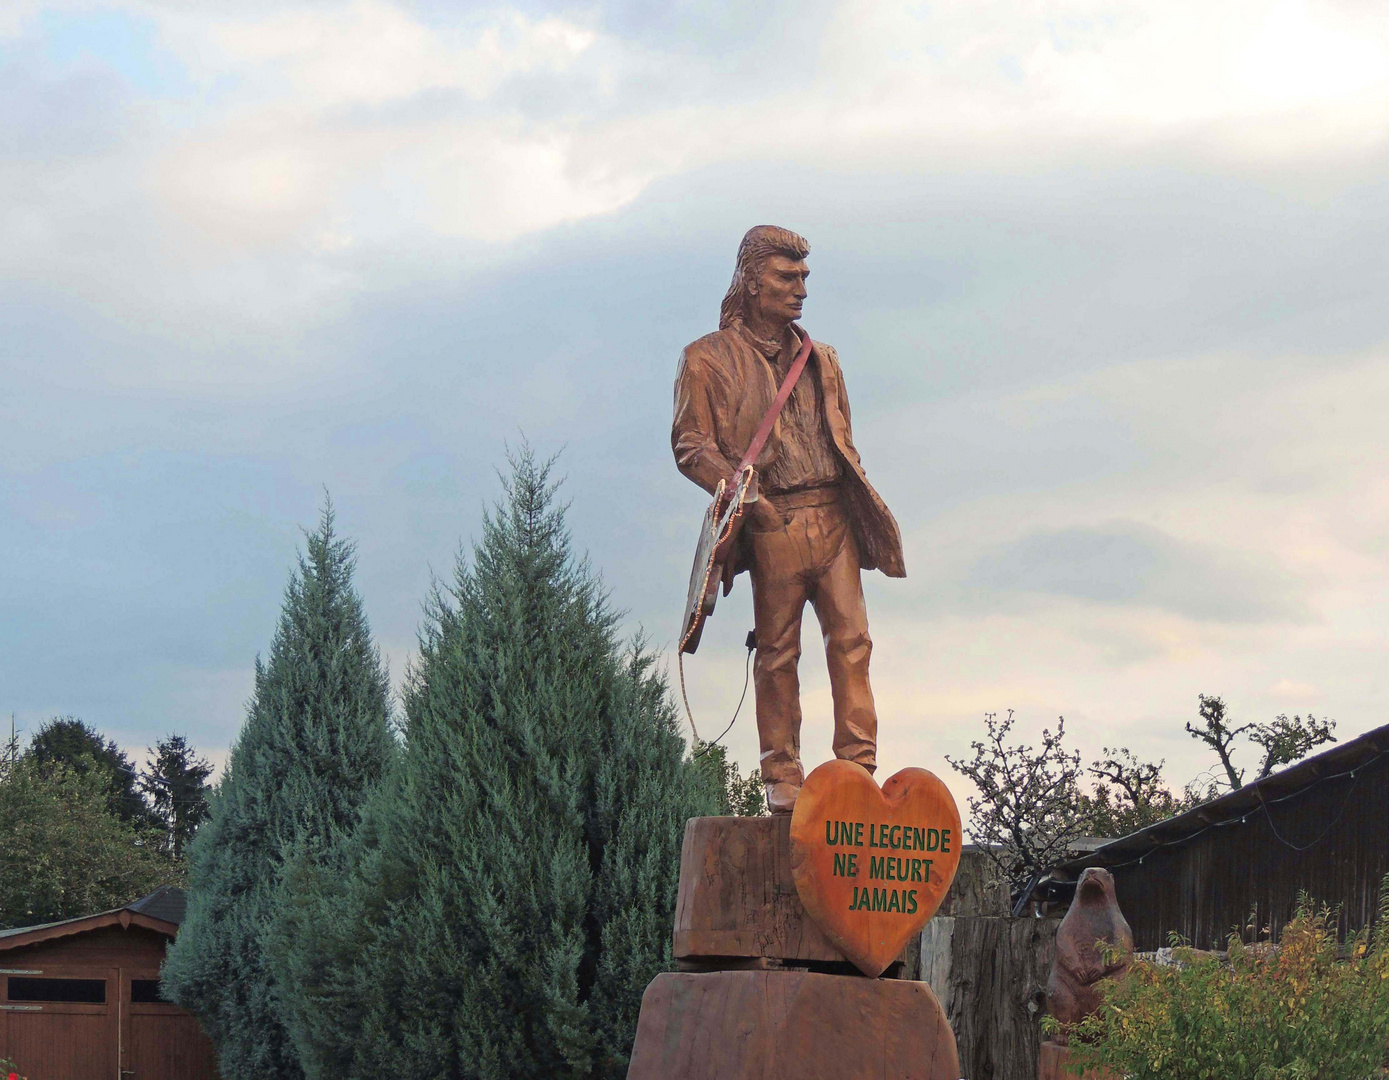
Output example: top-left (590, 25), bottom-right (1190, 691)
top-left (735, 324), bottom-right (814, 475)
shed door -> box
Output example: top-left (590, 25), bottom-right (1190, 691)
top-left (118, 970), bottom-right (219, 1080)
top-left (1, 964), bottom-right (118, 1080)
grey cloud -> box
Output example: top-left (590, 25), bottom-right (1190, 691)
top-left (966, 521), bottom-right (1311, 624)
top-left (408, 0), bottom-right (840, 58)
top-left (0, 64), bottom-right (139, 156)
top-left (4, 74), bottom-right (1386, 759)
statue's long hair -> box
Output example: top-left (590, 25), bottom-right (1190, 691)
top-left (718, 225), bottom-right (810, 329)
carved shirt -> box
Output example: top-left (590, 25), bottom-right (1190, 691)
top-left (747, 325), bottom-right (843, 494)
top-left (671, 325), bottom-right (906, 578)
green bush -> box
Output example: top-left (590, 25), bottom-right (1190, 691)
top-left (0, 760), bottom-right (176, 930)
top-left (1062, 880), bottom-right (1389, 1080)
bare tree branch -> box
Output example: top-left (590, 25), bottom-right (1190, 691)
top-left (946, 711), bottom-right (1093, 898)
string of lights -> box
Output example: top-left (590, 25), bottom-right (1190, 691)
top-left (1047, 741), bottom-right (1385, 881)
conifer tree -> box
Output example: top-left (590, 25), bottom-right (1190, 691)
top-left (140, 734), bottom-right (213, 858)
top-left (161, 504), bottom-right (395, 1080)
top-left (338, 450), bottom-right (719, 1080)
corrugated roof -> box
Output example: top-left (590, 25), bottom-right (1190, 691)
top-left (0, 885), bottom-right (188, 939)
top-left (1041, 720), bottom-right (1389, 886)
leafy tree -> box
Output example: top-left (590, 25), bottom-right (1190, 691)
top-left (1187, 694), bottom-right (1336, 790)
top-left (334, 450), bottom-right (719, 1080)
top-left (1081, 748), bottom-right (1202, 838)
top-left (24, 716), bottom-right (148, 824)
top-left (0, 759), bottom-right (177, 930)
top-left (1250, 712), bottom-right (1336, 780)
top-left (161, 504), bottom-right (395, 1080)
top-left (693, 742), bottom-right (766, 817)
top-left (1186, 694), bottom-right (1247, 790)
top-left (947, 711), bottom-right (1092, 898)
top-left (953, 697), bottom-right (1338, 895)
top-left (140, 735), bottom-right (214, 858)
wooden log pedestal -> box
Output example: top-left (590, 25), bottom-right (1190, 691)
top-left (626, 815), bottom-right (960, 1080)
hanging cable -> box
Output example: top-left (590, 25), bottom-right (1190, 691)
top-left (678, 648), bottom-right (702, 744)
top-left (1049, 754), bottom-right (1381, 880)
top-left (689, 634), bottom-right (756, 760)
top-left (1254, 768), bottom-right (1361, 853)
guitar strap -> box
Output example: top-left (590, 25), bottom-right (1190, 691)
top-left (737, 324), bottom-right (814, 475)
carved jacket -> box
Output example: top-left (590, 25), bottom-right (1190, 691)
top-left (672, 325), bottom-right (906, 579)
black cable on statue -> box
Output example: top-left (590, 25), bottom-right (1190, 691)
top-left (691, 631), bottom-right (756, 761)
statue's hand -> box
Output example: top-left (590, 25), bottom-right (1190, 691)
top-left (744, 495), bottom-right (784, 533)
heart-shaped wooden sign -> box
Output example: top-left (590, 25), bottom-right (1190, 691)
top-left (790, 760), bottom-right (962, 977)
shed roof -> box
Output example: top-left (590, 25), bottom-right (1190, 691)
top-left (1038, 720), bottom-right (1389, 891)
top-left (0, 886), bottom-right (188, 949)
top-left (124, 884), bottom-right (187, 925)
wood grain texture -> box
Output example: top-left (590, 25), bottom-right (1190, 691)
top-left (919, 914), bottom-right (1060, 1080)
top-left (790, 760), bottom-right (962, 976)
top-left (0, 927), bottom-right (221, 1080)
top-left (626, 970), bottom-right (959, 1080)
top-left (937, 848), bottom-right (1011, 918)
top-left (673, 815), bottom-right (863, 964)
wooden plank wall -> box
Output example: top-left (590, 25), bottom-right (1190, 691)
top-left (1111, 755), bottom-right (1389, 950)
top-left (0, 925), bottom-right (219, 1080)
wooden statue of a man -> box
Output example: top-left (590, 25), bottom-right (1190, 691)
top-left (672, 225), bottom-right (905, 813)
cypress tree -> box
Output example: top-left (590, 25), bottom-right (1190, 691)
top-left (161, 504), bottom-right (395, 1080)
top-left (342, 449), bottom-right (719, 1080)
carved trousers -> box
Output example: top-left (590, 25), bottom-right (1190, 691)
top-left (748, 493), bottom-right (878, 789)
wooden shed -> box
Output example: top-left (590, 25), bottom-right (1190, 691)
top-left (0, 886), bottom-right (219, 1080)
top-left (1032, 721), bottom-right (1389, 950)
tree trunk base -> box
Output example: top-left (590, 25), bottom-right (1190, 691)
top-left (627, 969), bottom-right (959, 1080)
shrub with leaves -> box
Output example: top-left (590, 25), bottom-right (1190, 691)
top-left (0, 760), bottom-right (176, 929)
top-left (1062, 881), bottom-right (1389, 1080)
top-left (692, 742), bottom-right (766, 817)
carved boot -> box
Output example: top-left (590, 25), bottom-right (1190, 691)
top-left (765, 780), bottom-right (800, 815)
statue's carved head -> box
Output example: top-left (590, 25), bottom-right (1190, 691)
top-left (720, 225), bottom-right (810, 329)
top-left (1076, 866), bottom-right (1118, 905)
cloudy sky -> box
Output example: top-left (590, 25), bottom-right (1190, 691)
top-left (4, 0), bottom-right (1388, 800)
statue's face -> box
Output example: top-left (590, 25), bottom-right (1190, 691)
top-left (750, 254), bottom-right (808, 324)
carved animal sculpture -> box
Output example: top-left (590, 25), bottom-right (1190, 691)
top-left (1045, 866), bottom-right (1133, 1043)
